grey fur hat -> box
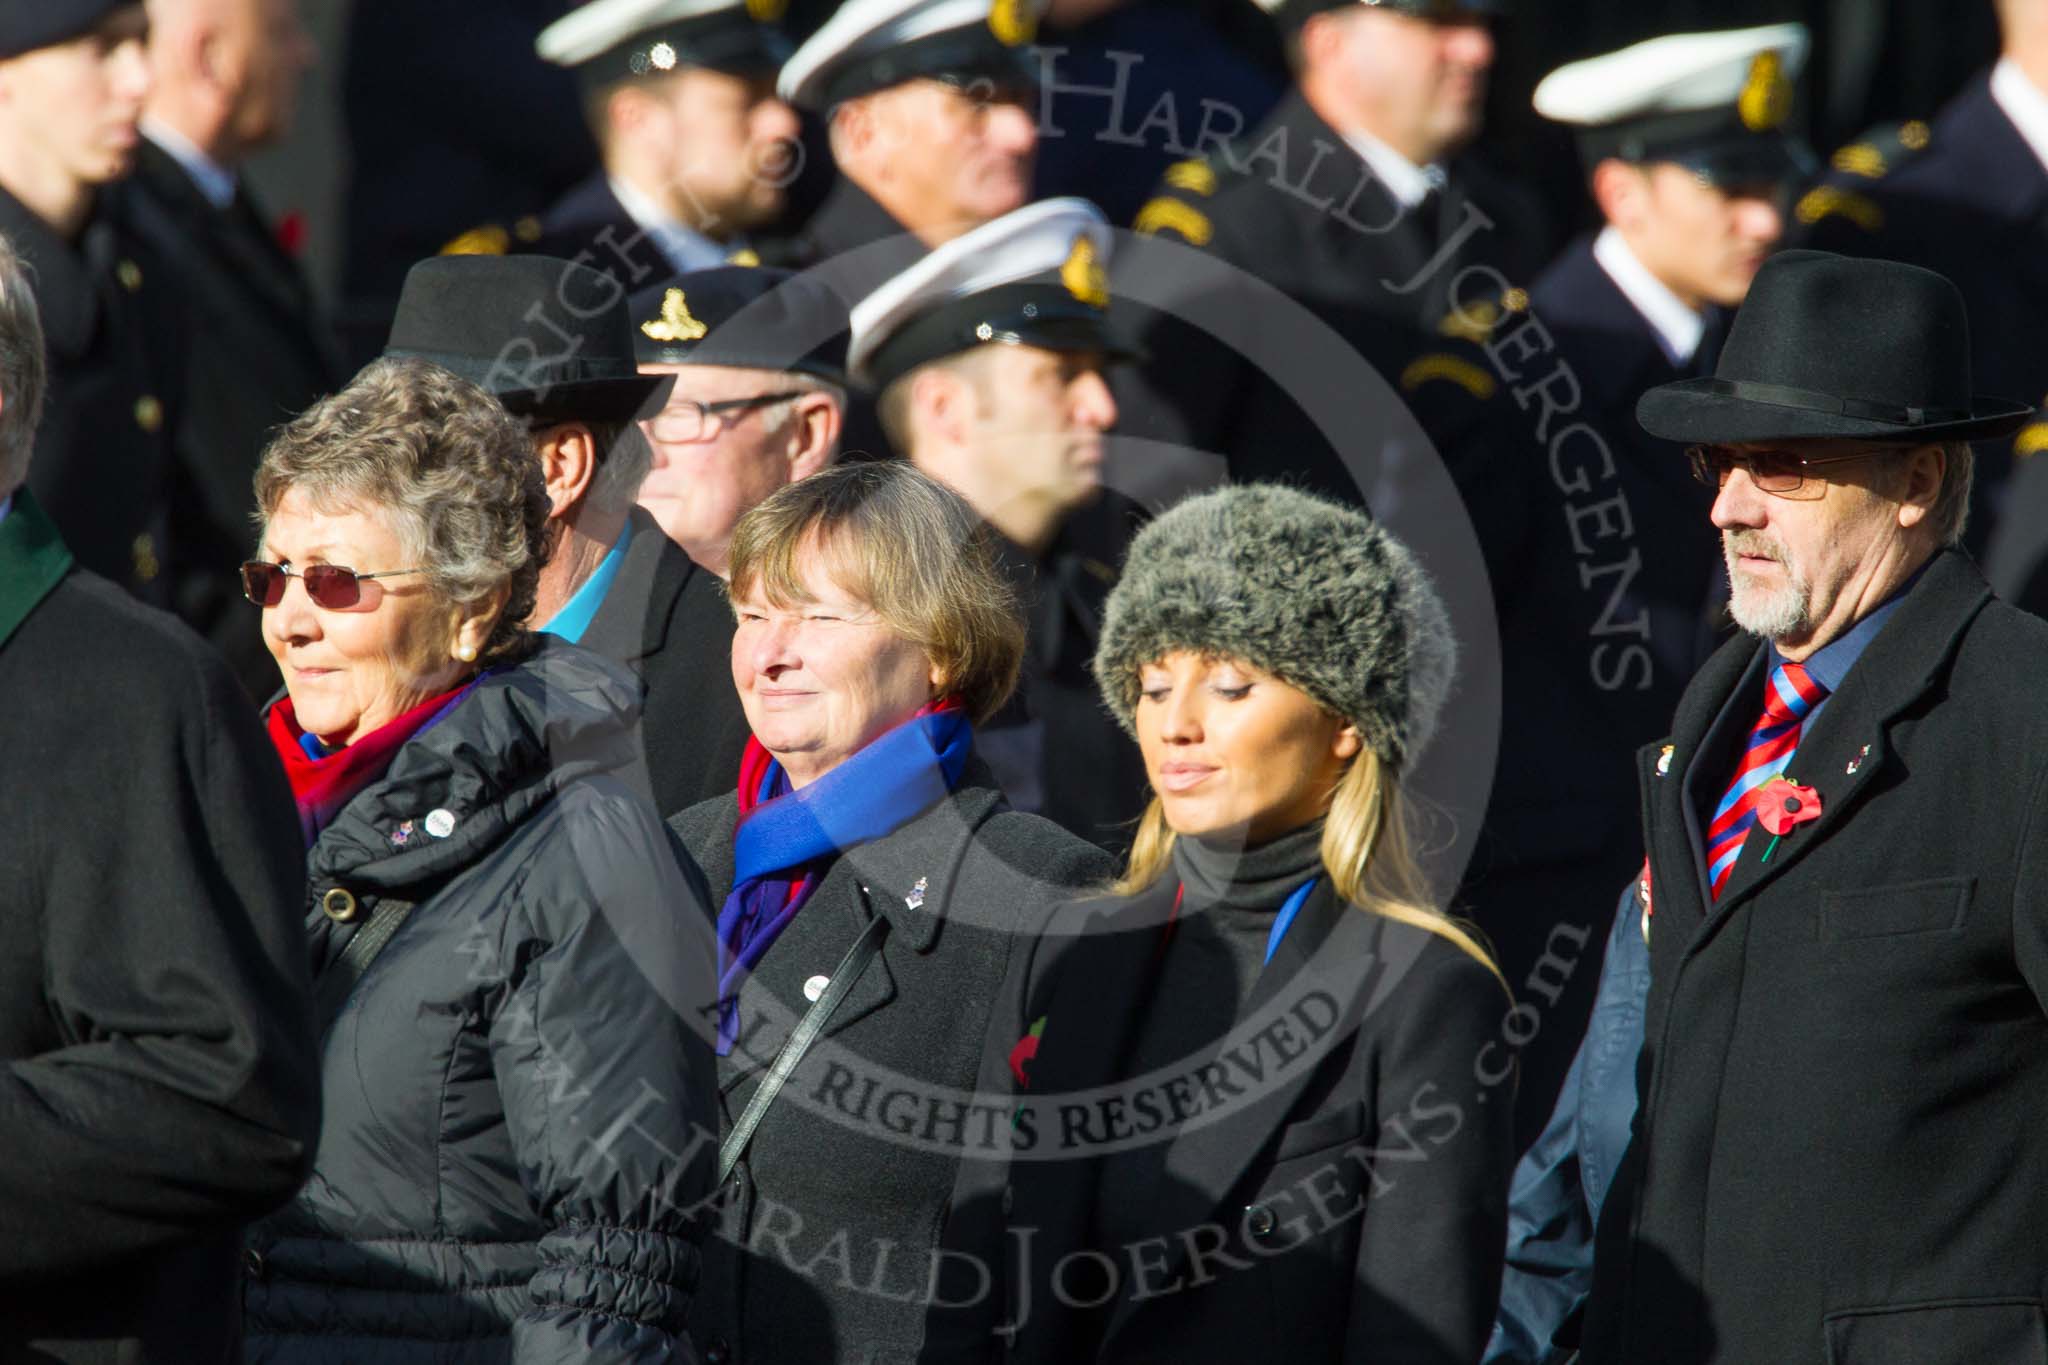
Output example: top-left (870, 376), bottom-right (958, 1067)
top-left (1093, 484), bottom-right (1456, 769)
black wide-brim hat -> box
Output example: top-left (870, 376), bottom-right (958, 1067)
top-left (1638, 250), bottom-right (2035, 445)
top-left (384, 256), bottom-right (671, 424)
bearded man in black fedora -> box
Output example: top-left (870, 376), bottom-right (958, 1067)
top-left (384, 253), bottom-right (748, 815)
top-left (1573, 250), bottom-right (2048, 1364)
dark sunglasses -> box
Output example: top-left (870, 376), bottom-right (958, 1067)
top-left (1685, 444), bottom-right (1883, 499)
top-left (240, 560), bottom-right (426, 609)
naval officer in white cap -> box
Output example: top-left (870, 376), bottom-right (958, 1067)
top-left (461, 0), bottom-right (798, 286)
top-left (848, 196), bottom-right (1149, 847)
top-left (1473, 34), bottom-right (1814, 1361)
top-left (781, 0), bottom-right (1048, 263)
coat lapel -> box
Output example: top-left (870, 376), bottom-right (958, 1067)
top-left (721, 779), bottom-right (1003, 1091)
top-left (580, 508), bottom-right (692, 667)
top-left (0, 490), bottom-right (74, 651)
top-left (1666, 636), bottom-right (1769, 915)
top-left (1008, 884), bottom-right (1177, 1324)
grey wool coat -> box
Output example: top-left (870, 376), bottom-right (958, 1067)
top-left (243, 638), bottom-right (721, 1362)
top-left (1583, 550), bottom-right (2048, 1364)
top-left (671, 765), bottom-right (1113, 1365)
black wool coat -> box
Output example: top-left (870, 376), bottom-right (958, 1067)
top-left (1582, 550), bottom-right (2048, 1364)
top-left (1002, 877), bottom-right (1515, 1365)
top-left (243, 637), bottom-right (721, 1360)
top-left (7, 184), bottom-right (185, 607)
top-left (127, 138), bottom-right (344, 702)
top-left (672, 772), bottom-right (1113, 1364)
top-left (581, 508), bottom-right (753, 819)
top-left (0, 499), bottom-right (319, 1365)
top-left (1115, 90), bottom-right (1554, 505)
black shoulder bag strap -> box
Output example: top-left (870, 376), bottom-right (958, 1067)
top-left (718, 912), bottom-right (891, 1185)
top-left (312, 896), bottom-right (418, 1034)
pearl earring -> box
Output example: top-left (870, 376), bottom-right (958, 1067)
top-left (455, 643), bottom-right (478, 663)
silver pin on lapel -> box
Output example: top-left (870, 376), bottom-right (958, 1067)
top-left (803, 974), bottom-right (829, 1002)
top-left (906, 877), bottom-right (928, 911)
top-left (1846, 744), bottom-right (1871, 775)
top-left (1656, 745), bottom-right (1674, 777)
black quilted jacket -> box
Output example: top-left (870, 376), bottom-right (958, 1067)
top-left (243, 638), bottom-right (720, 1362)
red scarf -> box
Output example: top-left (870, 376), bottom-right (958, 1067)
top-left (266, 683), bottom-right (474, 844)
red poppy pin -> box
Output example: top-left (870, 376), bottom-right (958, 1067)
top-left (1009, 1016), bottom-right (1046, 1088)
top-left (276, 210), bottom-right (308, 259)
top-left (1755, 777), bottom-right (1821, 863)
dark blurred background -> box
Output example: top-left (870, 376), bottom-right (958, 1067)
top-left (273, 0), bottom-right (1999, 352)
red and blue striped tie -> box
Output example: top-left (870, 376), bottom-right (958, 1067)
top-left (1705, 662), bottom-right (1829, 899)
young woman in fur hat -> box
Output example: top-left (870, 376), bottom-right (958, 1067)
top-left (1000, 483), bottom-right (1514, 1365)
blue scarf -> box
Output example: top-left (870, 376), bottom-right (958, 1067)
top-left (714, 702), bottom-right (972, 1054)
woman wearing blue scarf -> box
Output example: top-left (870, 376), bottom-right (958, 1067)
top-left (670, 461), bottom-right (1114, 1363)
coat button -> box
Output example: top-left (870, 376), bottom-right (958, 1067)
top-left (116, 258), bottom-right (144, 292)
top-left (322, 888), bottom-right (360, 922)
top-left (1244, 1203), bottom-right (1278, 1239)
top-left (130, 533), bottom-right (158, 583)
top-left (243, 1247), bottom-right (266, 1279)
top-left (134, 395), bottom-right (163, 433)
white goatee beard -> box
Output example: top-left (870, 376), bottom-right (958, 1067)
top-left (1723, 532), bottom-right (1813, 641)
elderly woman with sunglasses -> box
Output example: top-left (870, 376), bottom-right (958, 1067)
top-left (238, 358), bottom-right (719, 1362)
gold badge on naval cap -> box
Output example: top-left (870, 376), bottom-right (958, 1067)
top-left (1061, 234), bottom-right (1109, 308)
top-left (642, 288), bottom-right (709, 342)
top-left (988, 0), bottom-right (1038, 47)
top-left (1738, 50), bottom-right (1792, 133)
top-left (747, 0), bottom-right (789, 20)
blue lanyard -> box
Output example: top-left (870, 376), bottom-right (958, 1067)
top-left (1264, 878), bottom-right (1319, 965)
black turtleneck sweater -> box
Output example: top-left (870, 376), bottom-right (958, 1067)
top-left (1089, 820), bottom-right (1325, 1259)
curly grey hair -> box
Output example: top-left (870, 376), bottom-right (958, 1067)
top-left (254, 358), bottom-right (552, 664)
top-left (1093, 483), bottom-right (1457, 769)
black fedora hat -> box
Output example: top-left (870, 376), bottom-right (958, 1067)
top-left (1638, 251), bottom-right (2035, 445)
top-left (384, 256), bottom-right (672, 423)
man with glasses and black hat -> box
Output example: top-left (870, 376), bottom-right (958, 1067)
top-left (1434, 23), bottom-right (1811, 1183)
top-left (630, 264), bottom-right (848, 578)
top-left (1569, 250), bottom-right (2048, 1365)
top-left (494, 0), bottom-right (799, 286)
top-left (1117, 0), bottom-right (1550, 503)
top-left (848, 197), bottom-right (1149, 846)
top-left (0, 4), bottom-right (184, 615)
top-left (384, 254), bottom-right (750, 814)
